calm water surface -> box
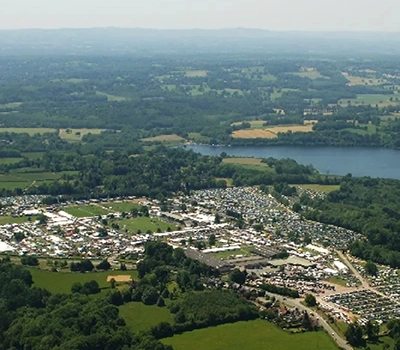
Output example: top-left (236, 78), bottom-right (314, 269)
top-left (185, 145), bottom-right (400, 179)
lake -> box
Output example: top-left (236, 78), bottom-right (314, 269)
top-left (185, 145), bottom-right (400, 179)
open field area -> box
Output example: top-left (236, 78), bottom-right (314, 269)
top-left (102, 201), bottom-right (141, 213)
top-left (120, 302), bottom-right (174, 332)
top-left (118, 216), bottom-right (177, 234)
top-left (338, 94), bottom-right (399, 107)
top-left (0, 216), bottom-right (37, 225)
top-left (28, 268), bottom-right (138, 294)
top-left (232, 129), bottom-right (277, 139)
top-left (292, 70), bottom-right (327, 80)
top-left (0, 158), bottom-right (23, 164)
top-left (141, 134), bottom-right (185, 142)
top-left (95, 91), bottom-right (129, 102)
top-left (0, 127), bottom-right (56, 135)
top-left (296, 184), bottom-right (340, 193)
top-left (265, 124), bottom-right (314, 134)
top-left (64, 205), bottom-right (110, 217)
top-left (0, 102), bottom-right (23, 109)
top-left (210, 246), bottom-right (253, 260)
top-left (184, 70), bottom-right (208, 77)
top-left (231, 120), bottom-right (265, 129)
top-left (270, 88), bottom-right (299, 101)
top-left (342, 72), bottom-right (385, 86)
top-left (222, 157), bottom-right (269, 168)
top-left (0, 170), bottom-right (78, 190)
top-left (22, 152), bottom-right (46, 159)
top-left (59, 128), bottom-right (104, 141)
top-left (162, 320), bottom-right (339, 350)
top-left (187, 132), bottom-right (211, 143)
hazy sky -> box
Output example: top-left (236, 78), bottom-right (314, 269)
top-left (0, 0), bottom-right (398, 31)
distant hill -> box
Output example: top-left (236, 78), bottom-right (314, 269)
top-left (0, 27), bottom-right (399, 56)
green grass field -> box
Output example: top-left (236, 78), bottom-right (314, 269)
top-left (96, 91), bottom-right (129, 102)
top-left (357, 336), bottom-right (394, 350)
top-left (64, 205), bottom-right (110, 217)
top-left (296, 184), bottom-right (340, 193)
top-left (0, 102), bottom-right (23, 109)
top-left (292, 70), bottom-right (328, 80)
top-left (21, 152), bottom-right (45, 160)
top-left (187, 132), bottom-right (210, 144)
top-left (271, 88), bottom-right (299, 101)
top-left (59, 128), bottom-right (105, 141)
top-left (222, 157), bottom-right (270, 167)
top-left (163, 320), bottom-right (338, 350)
top-left (184, 70), bottom-right (208, 77)
top-left (0, 182), bottom-right (30, 190)
top-left (210, 246), bottom-right (253, 260)
top-left (0, 171), bottom-right (78, 191)
top-left (28, 268), bottom-right (138, 294)
top-left (0, 216), bottom-right (38, 225)
top-left (339, 94), bottom-right (399, 107)
top-left (327, 276), bottom-right (348, 287)
top-left (118, 217), bottom-right (177, 234)
top-left (103, 202), bottom-right (140, 213)
top-left (119, 302), bottom-right (174, 332)
top-left (0, 158), bottom-right (23, 164)
top-left (0, 127), bottom-right (56, 135)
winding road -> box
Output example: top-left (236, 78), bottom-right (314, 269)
top-left (258, 293), bottom-right (352, 350)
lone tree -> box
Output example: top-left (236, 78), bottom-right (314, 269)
top-left (304, 294), bottom-right (317, 307)
top-left (365, 261), bottom-right (378, 276)
top-left (229, 268), bottom-right (246, 285)
top-left (208, 234), bottom-right (216, 247)
top-left (345, 322), bottom-right (364, 347)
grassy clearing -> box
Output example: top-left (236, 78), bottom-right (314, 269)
top-left (0, 181), bottom-right (30, 190)
top-left (222, 158), bottom-right (269, 167)
top-left (0, 127), bottom-right (56, 135)
top-left (141, 134), bottom-right (185, 142)
top-left (231, 120), bottom-right (265, 129)
top-left (215, 177), bottom-right (233, 187)
top-left (296, 184), bottom-right (340, 193)
top-left (327, 276), bottom-right (348, 287)
top-left (210, 246), bottom-right (253, 260)
top-left (342, 72), bottom-right (385, 86)
top-left (163, 319), bottom-right (338, 350)
top-left (0, 102), bottom-right (23, 109)
top-left (64, 205), bottom-right (110, 218)
top-left (292, 70), bottom-right (328, 80)
top-left (265, 124), bottom-right (314, 134)
top-left (102, 202), bottom-right (141, 213)
top-left (59, 128), bottom-right (104, 141)
top-left (22, 152), bottom-right (45, 160)
top-left (120, 302), bottom-right (174, 332)
top-left (96, 91), bottom-right (129, 102)
top-left (0, 158), bottom-right (23, 165)
top-left (118, 217), bottom-right (177, 234)
top-left (357, 336), bottom-right (394, 350)
top-left (28, 268), bottom-right (138, 294)
top-left (184, 70), bottom-right (208, 77)
top-left (0, 216), bottom-right (38, 225)
top-left (232, 129), bottom-right (277, 139)
top-left (338, 94), bottom-right (399, 107)
top-left (270, 88), bottom-right (299, 101)
top-left (187, 133), bottom-right (210, 144)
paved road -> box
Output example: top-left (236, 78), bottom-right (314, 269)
top-left (336, 251), bottom-right (369, 289)
top-left (259, 293), bottom-right (352, 350)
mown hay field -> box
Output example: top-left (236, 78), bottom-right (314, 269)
top-left (162, 320), bottom-right (339, 350)
top-left (141, 134), bottom-right (185, 142)
top-left (232, 129), bottom-right (277, 139)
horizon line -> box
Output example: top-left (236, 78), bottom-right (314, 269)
top-left (0, 26), bottom-right (399, 34)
